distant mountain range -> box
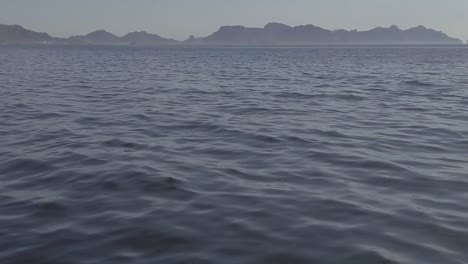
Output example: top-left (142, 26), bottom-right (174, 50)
top-left (68, 30), bottom-right (178, 45)
top-left (0, 24), bottom-right (59, 43)
top-left (0, 23), bottom-right (463, 45)
top-left (0, 24), bottom-right (177, 45)
top-left (200, 23), bottom-right (463, 45)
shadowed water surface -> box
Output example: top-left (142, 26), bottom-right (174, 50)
top-left (1, 45), bottom-right (468, 264)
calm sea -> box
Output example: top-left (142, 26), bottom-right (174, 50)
top-left (1, 45), bottom-right (467, 264)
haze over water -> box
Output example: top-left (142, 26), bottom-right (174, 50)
top-left (1, 45), bottom-right (468, 264)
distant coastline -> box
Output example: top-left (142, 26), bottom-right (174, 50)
top-left (0, 23), bottom-right (464, 46)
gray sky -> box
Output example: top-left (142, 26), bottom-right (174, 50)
top-left (1, 0), bottom-right (467, 41)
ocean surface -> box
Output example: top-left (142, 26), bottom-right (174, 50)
top-left (1, 45), bottom-right (467, 264)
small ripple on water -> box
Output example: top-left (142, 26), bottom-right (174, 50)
top-left (404, 80), bottom-right (437, 87)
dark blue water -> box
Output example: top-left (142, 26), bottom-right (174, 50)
top-left (1, 45), bottom-right (468, 264)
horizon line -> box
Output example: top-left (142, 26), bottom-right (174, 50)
top-left (2, 22), bottom-right (464, 41)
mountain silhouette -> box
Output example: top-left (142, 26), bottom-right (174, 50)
top-left (121, 31), bottom-right (177, 45)
top-left (67, 30), bottom-right (176, 45)
top-left (199, 23), bottom-right (462, 45)
top-left (69, 30), bottom-right (120, 44)
top-left (0, 24), bottom-right (62, 43)
top-left (0, 23), bottom-right (462, 45)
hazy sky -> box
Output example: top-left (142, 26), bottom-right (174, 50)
top-left (1, 0), bottom-right (467, 41)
